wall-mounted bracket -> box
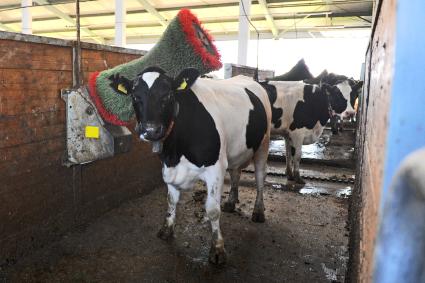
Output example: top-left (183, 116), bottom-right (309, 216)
top-left (61, 86), bottom-right (132, 166)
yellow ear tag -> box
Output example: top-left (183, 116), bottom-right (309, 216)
top-left (177, 79), bottom-right (187, 90)
top-left (85, 126), bottom-right (100, 139)
top-left (117, 83), bottom-right (127, 94)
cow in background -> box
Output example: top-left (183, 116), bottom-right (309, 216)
top-left (305, 71), bottom-right (362, 133)
top-left (261, 77), bottom-right (363, 184)
top-left (270, 61), bottom-right (362, 134)
top-left (268, 59), bottom-right (314, 81)
top-left (110, 67), bottom-right (271, 264)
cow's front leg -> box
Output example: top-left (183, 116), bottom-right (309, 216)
top-left (223, 168), bottom-right (241, 213)
top-left (205, 172), bottom-right (226, 265)
top-left (157, 184), bottom-right (180, 241)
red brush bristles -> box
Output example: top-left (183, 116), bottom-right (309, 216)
top-left (88, 72), bottom-right (129, 126)
top-left (178, 9), bottom-right (222, 70)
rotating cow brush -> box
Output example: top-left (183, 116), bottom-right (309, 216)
top-left (88, 9), bottom-right (222, 125)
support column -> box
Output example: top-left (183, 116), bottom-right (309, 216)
top-left (21, 0), bottom-right (32, 34)
top-left (237, 0), bottom-right (251, 65)
top-left (115, 0), bottom-right (126, 47)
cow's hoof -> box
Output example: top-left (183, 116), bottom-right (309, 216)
top-left (295, 177), bottom-right (306, 185)
top-left (157, 225), bottom-right (174, 241)
top-left (209, 246), bottom-right (227, 265)
top-left (222, 201), bottom-right (236, 213)
top-left (251, 211), bottom-right (265, 223)
top-left (286, 171), bottom-right (295, 181)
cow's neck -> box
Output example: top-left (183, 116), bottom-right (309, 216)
top-left (158, 89), bottom-right (221, 168)
top-left (158, 93), bottom-right (188, 166)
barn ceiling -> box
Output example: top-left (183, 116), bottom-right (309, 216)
top-left (0, 0), bottom-right (373, 44)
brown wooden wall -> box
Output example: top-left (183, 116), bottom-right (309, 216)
top-left (347, 0), bottom-right (396, 281)
top-left (0, 33), bottom-right (163, 266)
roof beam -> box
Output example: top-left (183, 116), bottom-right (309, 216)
top-left (0, 3), bottom-right (373, 25)
top-left (34, 16), bottom-right (370, 37)
top-left (0, 22), bottom-right (18, 32)
top-left (33, 0), bottom-right (105, 44)
top-left (279, 13), bottom-right (312, 36)
top-left (32, 14), bottom-right (371, 35)
top-left (136, 0), bottom-right (168, 27)
top-left (258, 0), bottom-right (279, 38)
top-left (111, 26), bottom-right (370, 44)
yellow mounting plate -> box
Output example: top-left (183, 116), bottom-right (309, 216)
top-left (85, 126), bottom-right (100, 139)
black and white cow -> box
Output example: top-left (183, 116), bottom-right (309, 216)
top-left (268, 58), bottom-right (314, 82)
top-left (305, 71), bottom-right (362, 134)
top-left (110, 66), bottom-right (271, 264)
top-left (271, 64), bottom-right (362, 134)
top-left (261, 78), bottom-right (363, 184)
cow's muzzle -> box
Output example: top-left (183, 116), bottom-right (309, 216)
top-left (137, 122), bottom-right (165, 142)
top-left (343, 110), bottom-right (356, 119)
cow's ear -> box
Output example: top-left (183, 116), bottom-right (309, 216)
top-left (173, 68), bottom-right (200, 92)
top-left (354, 80), bottom-right (363, 90)
top-left (108, 73), bottom-right (134, 96)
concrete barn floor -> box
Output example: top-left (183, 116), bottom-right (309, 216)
top-left (4, 128), bottom-right (355, 283)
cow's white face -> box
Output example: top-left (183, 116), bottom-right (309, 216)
top-left (109, 66), bottom-right (201, 142)
top-left (131, 68), bottom-right (177, 141)
top-left (336, 81), bottom-right (355, 118)
top-left (334, 79), bottom-right (363, 119)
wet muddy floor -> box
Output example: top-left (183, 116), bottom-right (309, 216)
top-left (3, 127), bottom-right (355, 283)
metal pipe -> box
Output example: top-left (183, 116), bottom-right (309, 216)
top-left (21, 0), bottom-right (32, 34)
top-left (238, 0), bottom-right (251, 65)
top-left (115, 0), bottom-right (126, 47)
top-left (74, 0), bottom-right (82, 87)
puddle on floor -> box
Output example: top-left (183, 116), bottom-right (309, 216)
top-left (269, 137), bottom-right (354, 161)
top-left (271, 183), bottom-right (352, 199)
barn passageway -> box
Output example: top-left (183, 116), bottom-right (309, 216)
top-left (4, 125), bottom-right (355, 283)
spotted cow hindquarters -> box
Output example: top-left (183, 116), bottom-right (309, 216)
top-left (243, 86), bottom-right (270, 223)
top-left (244, 88), bottom-right (268, 153)
top-left (289, 84), bottom-right (330, 131)
top-left (260, 82), bottom-right (283, 129)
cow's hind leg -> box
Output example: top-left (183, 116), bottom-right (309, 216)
top-left (284, 137), bottom-right (295, 181)
top-left (223, 168), bottom-right (241, 213)
top-left (157, 184), bottom-right (180, 241)
top-left (204, 166), bottom-right (227, 265)
top-left (292, 138), bottom-right (305, 185)
top-left (252, 136), bottom-right (269, 223)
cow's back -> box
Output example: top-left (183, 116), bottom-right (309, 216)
top-left (191, 76), bottom-right (271, 168)
top-left (266, 81), bottom-right (306, 132)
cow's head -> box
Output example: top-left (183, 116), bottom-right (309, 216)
top-left (109, 66), bottom-right (200, 142)
top-left (321, 78), bottom-right (363, 119)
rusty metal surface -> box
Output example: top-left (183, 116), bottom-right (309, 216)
top-left (0, 37), bottom-right (161, 268)
top-left (348, 0), bottom-right (397, 282)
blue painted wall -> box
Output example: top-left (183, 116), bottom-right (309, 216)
top-left (382, 0), bottom-right (425, 199)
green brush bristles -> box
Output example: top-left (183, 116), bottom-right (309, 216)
top-left (91, 9), bottom-right (221, 124)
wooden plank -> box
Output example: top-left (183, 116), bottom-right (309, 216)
top-left (0, 123), bottom-right (65, 148)
top-left (0, 69), bottom-right (72, 85)
top-left (1, 97), bottom-right (65, 116)
top-left (0, 40), bottom-right (72, 71)
top-left (0, 111), bottom-right (65, 130)
top-left (0, 136), bottom-right (64, 164)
